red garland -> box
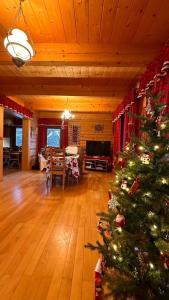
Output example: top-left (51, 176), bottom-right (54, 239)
top-left (128, 176), bottom-right (141, 196)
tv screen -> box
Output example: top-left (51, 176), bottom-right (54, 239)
top-left (86, 141), bottom-right (111, 156)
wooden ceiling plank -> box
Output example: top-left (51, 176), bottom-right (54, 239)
top-left (0, 43), bottom-right (160, 67)
top-left (0, 78), bottom-right (128, 96)
top-left (0, 76), bottom-right (138, 87)
top-left (58, 0), bottom-right (77, 42)
top-left (89, 0), bottom-right (104, 42)
top-left (100, 0), bottom-right (119, 42)
top-left (74, 0), bottom-right (89, 42)
top-left (23, 98), bottom-right (121, 112)
top-left (110, 0), bottom-right (150, 44)
top-left (28, 0), bottom-right (54, 42)
top-left (39, 0), bottom-right (66, 42)
top-left (133, 0), bottom-right (169, 46)
top-left (108, 0), bottom-right (148, 44)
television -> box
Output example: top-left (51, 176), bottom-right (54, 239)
top-left (86, 140), bottom-right (111, 156)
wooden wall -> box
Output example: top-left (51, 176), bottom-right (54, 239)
top-left (30, 113), bottom-right (38, 167)
top-left (68, 112), bottom-right (113, 148)
top-left (37, 111), bottom-right (113, 149)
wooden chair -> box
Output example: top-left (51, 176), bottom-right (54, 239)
top-left (9, 151), bottom-right (20, 168)
top-left (3, 148), bottom-right (10, 168)
top-left (45, 147), bottom-right (52, 159)
top-left (50, 149), bottom-right (66, 190)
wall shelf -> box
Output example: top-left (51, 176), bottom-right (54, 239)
top-left (85, 156), bottom-right (111, 172)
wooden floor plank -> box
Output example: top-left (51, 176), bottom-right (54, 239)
top-left (0, 170), bottom-right (112, 300)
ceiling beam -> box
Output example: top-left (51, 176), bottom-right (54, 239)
top-left (23, 97), bottom-right (121, 113)
top-left (0, 77), bottom-right (131, 97)
top-left (0, 43), bottom-right (160, 67)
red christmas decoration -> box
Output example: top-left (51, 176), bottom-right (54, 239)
top-left (114, 214), bottom-right (126, 228)
top-left (165, 199), bottom-right (169, 206)
top-left (108, 189), bottom-right (113, 200)
top-left (95, 258), bottom-right (104, 300)
top-left (97, 221), bottom-right (104, 233)
top-left (160, 252), bottom-right (169, 269)
top-left (128, 176), bottom-right (141, 196)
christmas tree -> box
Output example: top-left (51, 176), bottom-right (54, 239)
top-left (86, 93), bottom-right (169, 299)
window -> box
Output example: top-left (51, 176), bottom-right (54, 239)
top-left (47, 128), bottom-right (61, 147)
top-left (16, 127), bottom-right (22, 146)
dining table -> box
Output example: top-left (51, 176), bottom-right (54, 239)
top-left (38, 154), bottom-right (80, 178)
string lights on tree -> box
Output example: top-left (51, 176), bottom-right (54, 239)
top-left (86, 93), bottom-right (169, 299)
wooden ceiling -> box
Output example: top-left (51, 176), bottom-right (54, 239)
top-left (0, 0), bottom-right (169, 113)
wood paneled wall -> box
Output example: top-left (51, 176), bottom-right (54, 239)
top-left (30, 113), bottom-right (38, 167)
top-left (68, 112), bottom-right (113, 148)
top-left (37, 111), bottom-right (113, 149)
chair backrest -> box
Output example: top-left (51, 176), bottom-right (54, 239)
top-left (51, 148), bottom-right (65, 156)
top-left (51, 148), bottom-right (66, 174)
top-left (45, 147), bottom-right (53, 159)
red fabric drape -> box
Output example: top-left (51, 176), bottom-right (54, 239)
top-left (113, 118), bottom-right (121, 158)
top-left (38, 118), bottom-right (68, 151)
top-left (113, 41), bottom-right (169, 160)
top-left (0, 94), bottom-right (33, 118)
top-left (38, 126), bottom-right (47, 150)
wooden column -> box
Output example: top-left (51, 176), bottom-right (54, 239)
top-left (22, 118), bottom-right (31, 171)
top-left (0, 106), bottom-right (4, 180)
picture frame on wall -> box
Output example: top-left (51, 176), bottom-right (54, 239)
top-left (70, 124), bottom-right (80, 145)
top-left (95, 123), bottom-right (104, 133)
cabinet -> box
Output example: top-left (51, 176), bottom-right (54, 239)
top-left (85, 156), bottom-right (111, 172)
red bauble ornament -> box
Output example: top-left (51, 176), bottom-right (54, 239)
top-left (97, 221), bottom-right (103, 233)
top-left (128, 176), bottom-right (141, 196)
top-left (114, 214), bottom-right (126, 228)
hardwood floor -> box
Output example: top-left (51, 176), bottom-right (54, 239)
top-left (0, 170), bottom-right (112, 300)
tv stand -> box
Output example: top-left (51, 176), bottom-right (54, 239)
top-left (84, 155), bottom-right (112, 172)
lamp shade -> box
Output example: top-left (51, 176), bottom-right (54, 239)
top-left (4, 28), bottom-right (35, 61)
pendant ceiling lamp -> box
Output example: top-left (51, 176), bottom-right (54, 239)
top-left (4, 0), bottom-right (35, 67)
top-left (61, 109), bottom-right (74, 120)
top-left (61, 98), bottom-right (74, 120)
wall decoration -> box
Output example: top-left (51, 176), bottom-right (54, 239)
top-left (70, 124), bottom-right (80, 145)
top-left (95, 123), bottom-right (104, 133)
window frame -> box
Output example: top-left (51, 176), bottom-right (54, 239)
top-left (46, 127), bottom-right (61, 148)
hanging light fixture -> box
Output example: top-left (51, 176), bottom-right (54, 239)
top-left (4, 0), bottom-right (35, 67)
top-left (61, 109), bottom-right (74, 120)
top-left (61, 98), bottom-right (74, 120)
